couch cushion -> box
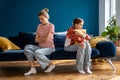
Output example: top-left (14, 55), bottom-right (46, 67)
top-left (8, 36), bottom-right (22, 49)
top-left (0, 50), bottom-right (26, 61)
top-left (50, 47), bottom-right (100, 60)
top-left (54, 32), bottom-right (66, 47)
top-left (18, 32), bottom-right (37, 49)
top-left (0, 50), bottom-right (50, 61)
top-left (0, 48), bottom-right (2, 52)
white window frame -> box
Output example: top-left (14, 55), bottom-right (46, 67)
top-left (116, 0), bottom-right (120, 26)
top-left (99, 0), bottom-right (116, 35)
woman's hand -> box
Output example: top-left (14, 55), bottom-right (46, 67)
top-left (35, 35), bottom-right (47, 43)
top-left (35, 32), bottom-right (52, 43)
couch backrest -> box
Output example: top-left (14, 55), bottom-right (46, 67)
top-left (9, 31), bottom-right (67, 49)
top-left (19, 32), bottom-right (38, 49)
top-left (9, 32), bottom-right (37, 49)
top-left (54, 31), bottom-right (66, 48)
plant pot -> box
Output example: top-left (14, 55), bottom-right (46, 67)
top-left (114, 40), bottom-right (120, 46)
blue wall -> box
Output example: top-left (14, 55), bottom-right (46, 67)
top-left (0, 0), bottom-right (99, 37)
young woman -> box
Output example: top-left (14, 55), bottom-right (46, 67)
top-left (64, 18), bottom-right (92, 74)
top-left (24, 8), bottom-right (55, 75)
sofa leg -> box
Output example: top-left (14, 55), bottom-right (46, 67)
top-left (105, 58), bottom-right (116, 72)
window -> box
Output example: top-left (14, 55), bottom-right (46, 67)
top-left (110, 0), bottom-right (116, 17)
top-left (99, 0), bottom-right (116, 35)
top-left (116, 0), bottom-right (120, 26)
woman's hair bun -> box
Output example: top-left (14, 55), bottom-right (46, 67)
top-left (38, 8), bottom-right (49, 19)
top-left (42, 8), bottom-right (49, 12)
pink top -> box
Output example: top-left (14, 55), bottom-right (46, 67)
top-left (36, 23), bottom-right (55, 48)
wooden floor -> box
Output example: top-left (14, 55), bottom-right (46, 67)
top-left (0, 60), bottom-right (120, 80)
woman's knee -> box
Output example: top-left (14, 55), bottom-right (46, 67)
top-left (24, 44), bottom-right (35, 54)
top-left (24, 44), bottom-right (32, 50)
top-left (35, 49), bottom-right (42, 55)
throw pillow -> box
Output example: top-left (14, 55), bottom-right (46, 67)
top-left (92, 58), bottom-right (106, 63)
top-left (0, 36), bottom-right (21, 51)
top-left (90, 36), bottom-right (109, 48)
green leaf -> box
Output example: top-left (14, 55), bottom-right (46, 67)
top-left (101, 32), bottom-right (108, 37)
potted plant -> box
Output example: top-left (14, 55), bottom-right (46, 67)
top-left (101, 16), bottom-right (120, 46)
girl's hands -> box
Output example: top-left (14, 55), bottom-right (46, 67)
top-left (79, 42), bottom-right (86, 48)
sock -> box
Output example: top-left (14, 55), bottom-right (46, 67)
top-left (44, 64), bottom-right (55, 73)
top-left (24, 68), bottom-right (37, 76)
top-left (78, 70), bottom-right (86, 74)
top-left (85, 66), bottom-right (92, 74)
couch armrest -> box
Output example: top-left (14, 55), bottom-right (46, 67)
top-left (96, 41), bottom-right (116, 57)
